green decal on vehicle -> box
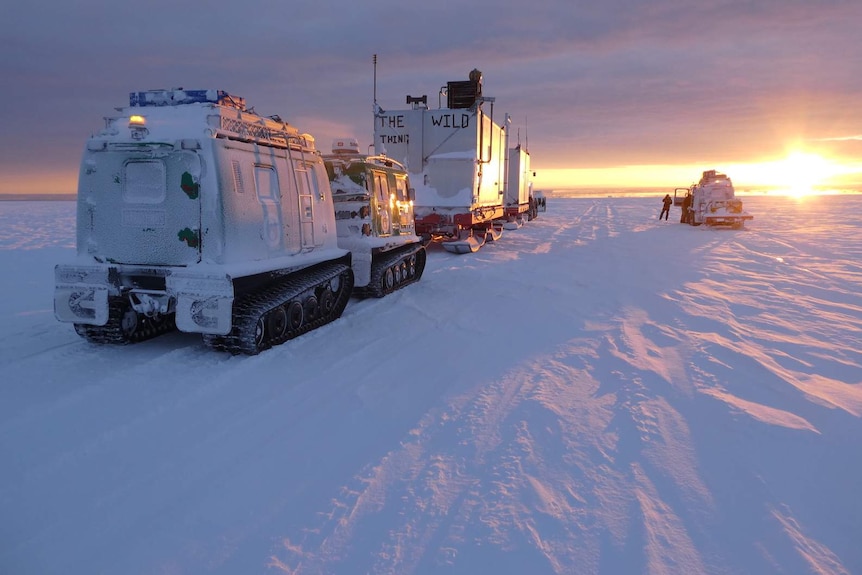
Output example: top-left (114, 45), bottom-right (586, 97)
top-left (178, 228), bottom-right (199, 248)
top-left (181, 172), bottom-right (199, 199)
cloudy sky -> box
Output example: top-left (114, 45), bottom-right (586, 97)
top-left (2, 0), bottom-right (861, 193)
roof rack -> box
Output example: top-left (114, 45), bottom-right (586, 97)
top-left (129, 89), bottom-right (246, 110)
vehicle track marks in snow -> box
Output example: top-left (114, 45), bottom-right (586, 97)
top-left (272, 340), bottom-right (638, 574)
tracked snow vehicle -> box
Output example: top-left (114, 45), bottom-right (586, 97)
top-left (675, 170), bottom-right (753, 228)
top-left (54, 89), bottom-right (353, 355)
top-left (323, 138), bottom-right (426, 297)
top-left (373, 69), bottom-right (526, 253)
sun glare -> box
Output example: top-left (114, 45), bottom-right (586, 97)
top-left (775, 152), bottom-right (835, 196)
top-left (733, 151), bottom-right (841, 197)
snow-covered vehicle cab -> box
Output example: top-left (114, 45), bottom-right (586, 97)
top-left (323, 138), bottom-right (426, 297)
top-left (54, 89), bottom-right (353, 354)
top-left (533, 190), bottom-right (547, 213)
top-left (675, 170), bottom-right (753, 228)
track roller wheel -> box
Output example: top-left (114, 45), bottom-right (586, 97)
top-left (304, 295), bottom-right (319, 322)
top-left (329, 273), bottom-right (342, 295)
top-left (319, 286), bottom-right (334, 315)
top-left (253, 315), bottom-right (267, 351)
top-left (119, 308), bottom-right (139, 339)
top-left (269, 305), bottom-right (289, 340)
top-left (287, 300), bottom-right (304, 330)
top-left (382, 267), bottom-right (395, 294)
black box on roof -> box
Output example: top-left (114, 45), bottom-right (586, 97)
top-left (447, 81), bottom-right (480, 109)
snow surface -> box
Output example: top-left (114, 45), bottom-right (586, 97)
top-left (2, 195), bottom-right (861, 575)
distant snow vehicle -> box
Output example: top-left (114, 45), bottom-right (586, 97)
top-left (54, 89), bottom-right (353, 355)
top-left (373, 67), bottom-right (535, 253)
top-left (674, 170), bottom-right (753, 228)
top-left (533, 190), bottom-right (548, 213)
top-left (323, 138), bottom-right (426, 297)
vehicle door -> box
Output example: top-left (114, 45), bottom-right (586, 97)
top-left (87, 148), bottom-right (202, 265)
top-left (371, 170), bottom-right (392, 236)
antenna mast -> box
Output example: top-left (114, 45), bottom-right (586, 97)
top-left (373, 54), bottom-right (378, 111)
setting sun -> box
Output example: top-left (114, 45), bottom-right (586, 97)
top-left (735, 151), bottom-right (841, 197)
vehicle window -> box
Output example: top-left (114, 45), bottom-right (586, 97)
top-left (254, 165), bottom-right (279, 202)
top-left (123, 160), bottom-right (166, 204)
top-left (395, 176), bottom-right (408, 201)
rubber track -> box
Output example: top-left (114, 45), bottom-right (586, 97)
top-left (356, 243), bottom-right (427, 298)
top-left (74, 297), bottom-right (176, 345)
top-left (204, 261), bottom-right (354, 355)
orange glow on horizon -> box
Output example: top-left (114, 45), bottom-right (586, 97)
top-left (533, 152), bottom-right (862, 194)
top-left (0, 171), bottom-right (78, 195)
top-left (3, 151), bottom-right (862, 197)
